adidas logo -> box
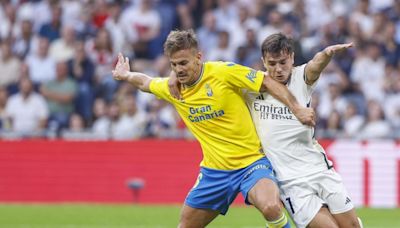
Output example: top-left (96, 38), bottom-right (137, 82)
top-left (345, 197), bottom-right (351, 205)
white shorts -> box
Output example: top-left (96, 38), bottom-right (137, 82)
top-left (278, 169), bottom-right (354, 228)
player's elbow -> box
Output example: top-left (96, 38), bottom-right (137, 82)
top-left (139, 78), bottom-right (152, 93)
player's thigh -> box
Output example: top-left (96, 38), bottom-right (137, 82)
top-left (248, 178), bottom-right (281, 207)
top-left (247, 178), bottom-right (283, 220)
top-left (179, 204), bottom-right (220, 228)
top-left (307, 206), bottom-right (338, 228)
top-left (332, 208), bottom-right (361, 228)
top-left (243, 157), bottom-right (279, 208)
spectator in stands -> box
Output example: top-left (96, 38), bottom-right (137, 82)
top-left (60, 0), bottom-right (82, 30)
top-left (91, 97), bottom-right (110, 139)
top-left (349, 0), bottom-right (374, 40)
top-left (383, 75), bottom-right (400, 133)
top-left (91, 0), bottom-right (109, 29)
top-left (257, 10), bottom-right (284, 45)
top-left (317, 82), bottom-right (348, 121)
top-left (350, 41), bottom-right (385, 101)
top-left (234, 28), bottom-right (261, 68)
top-left (61, 112), bottom-right (90, 140)
top-left (0, 40), bottom-right (21, 90)
top-left (196, 10), bottom-right (219, 56)
top-left (359, 100), bottom-right (392, 139)
top-left (5, 75), bottom-right (48, 137)
top-left (86, 28), bottom-right (117, 102)
top-left (67, 40), bottom-right (95, 123)
top-left (213, 0), bottom-right (239, 32)
top-left (228, 5), bottom-right (261, 50)
top-left (0, 86), bottom-right (8, 130)
top-left (121, 0), bottom-right (161, 59)
top-left (343, 102), bottom-right (365, 138)
top-left (25, 37), bottom-right (56, 85)
top-left (13, 19), bottom-right (37, 60)
top-left (112, 95), bottom-right (148, 140)
top-left (39, 3), bottom-right (62, 42)
top-left (0, 2), bottom-right (17, 40)
top-left (104, 1), bottom-right (127, 55)
top-left (380, 21), bottom-right (400, 66)
top-left (49, 25), bottom-right (76, 62)
top-left (324, 110), bottom-right (343, 138)
top-left (40, 61), bottom-right (77, 134)
top-left (206, 30), bottom-right (235, 61)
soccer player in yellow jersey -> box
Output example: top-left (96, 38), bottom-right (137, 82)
top-left (112, 29), bottom-right (314, 228)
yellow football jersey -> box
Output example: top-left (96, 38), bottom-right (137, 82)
top-left (150, 61), bottom-right (265, 170)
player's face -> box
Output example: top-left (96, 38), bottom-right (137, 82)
top-left (169, 48), bottom-right (202, 85)
top-left (262, 51), bottom-right (294, 84)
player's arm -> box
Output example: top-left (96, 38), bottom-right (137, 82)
top-left (305, 43), bottom-right (353, 85)
top-left (260, 74), bottom-right (315, 126)
top-left (112, 53), bottom-right (152, 93)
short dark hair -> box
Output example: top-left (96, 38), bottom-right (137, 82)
top-left (261, 33), bottom-right (294, 58)
top-left (163, 29), bottom-right (198, 56)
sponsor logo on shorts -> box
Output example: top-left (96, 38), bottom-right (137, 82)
top-left (244, 164), bottom-right (270, 179)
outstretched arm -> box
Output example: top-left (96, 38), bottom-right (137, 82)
top-left (112, 53), bottom-right (152, 93)
top-left (260, 74), bottom-right (315, 126)
top-left (305, 43), bottom-right (353, 85)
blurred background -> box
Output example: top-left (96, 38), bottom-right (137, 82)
top-left (0, 0), bottom-right (400, 227)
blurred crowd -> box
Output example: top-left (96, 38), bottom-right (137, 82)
top-left (0, 0), bottom-right (399, 140)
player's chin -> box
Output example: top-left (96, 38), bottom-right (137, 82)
top-left (177, 77), bottom-right (188, 84)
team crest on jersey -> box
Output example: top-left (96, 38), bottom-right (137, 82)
top-left (246, 69), bottom-right (257, 83)
top-left (205, 83), bottom-right (213, 97)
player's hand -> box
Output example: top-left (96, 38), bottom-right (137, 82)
top-left (293, 106), bottom-right (315, 126)
top-left (324, 43), bottom-right (353, 56)
top-left (168, 71), bottom-right (182, 100)
top-left (112, 53), bottom-right (130, 81)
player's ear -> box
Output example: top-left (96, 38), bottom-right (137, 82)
top-left (197, 52), bottom-right (202, 61)
top-left (290, 52), bottom-right (295, 65)
top-left (261, 57), bottom-right (267, 70)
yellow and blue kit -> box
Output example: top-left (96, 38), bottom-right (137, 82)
top-left (149, 61), bottom-right (277, 214)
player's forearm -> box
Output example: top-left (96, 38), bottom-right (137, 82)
top-left (125, 72), bottom-right (152, 93)
top-left (262, 75), bottom-right (302, 113)
top-left (306, 50), bottom-right (332, 81)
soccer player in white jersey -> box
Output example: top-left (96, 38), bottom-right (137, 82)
top-left (244, 33), bottom-right (361, 228)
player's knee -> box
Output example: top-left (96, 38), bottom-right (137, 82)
top-left (261, 202), bottom-right (282, 220)
top-left (341, 217), bottom-right (362, 228)
top-left (348, 217), bottom-right (363, 228)
top-left (178, 212), bottom-right (190, 228)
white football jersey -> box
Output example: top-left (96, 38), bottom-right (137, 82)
top-left (245, 64), bottom-right (333, 181)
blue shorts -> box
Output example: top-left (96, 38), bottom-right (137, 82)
top-left (185, 157), bottom-right (277, 215)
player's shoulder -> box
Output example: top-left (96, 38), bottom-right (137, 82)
top-left (205, 61), bottom-right (244, 71)
top-left (149, 77), bottom-right (169, 91)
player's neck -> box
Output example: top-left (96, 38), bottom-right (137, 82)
top-left (283, 73), bottom-right (292, 85)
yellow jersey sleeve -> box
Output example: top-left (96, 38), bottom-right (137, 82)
top-left (211, 62), bottom-right (264, 92)
top-left (149, 77), bottom-right (174, 102)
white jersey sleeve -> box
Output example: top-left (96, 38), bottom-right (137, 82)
top-left (245, 64), bottom-right (333, 181)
